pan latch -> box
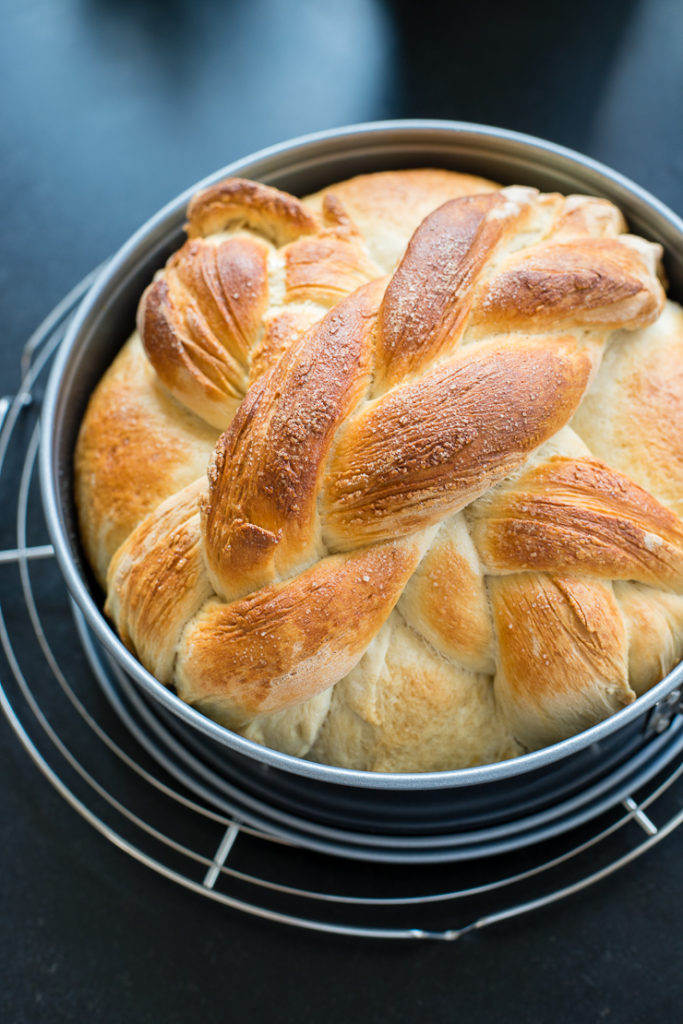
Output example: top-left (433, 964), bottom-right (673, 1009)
top-left (645, 688), bottom-right (683, 737)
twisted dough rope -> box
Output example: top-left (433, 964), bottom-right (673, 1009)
top-left (76, 172), bottom-right (496, 586)
top-left (102, 175), bottom-right (683, 772)
top-left (138, 171), bottom-right (503, 425)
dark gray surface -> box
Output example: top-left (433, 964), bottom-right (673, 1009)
top-left (1, 1), bottom-right (682, 1021)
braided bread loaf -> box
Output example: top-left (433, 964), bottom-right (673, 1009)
top-left (75, 168), bottom-right (683, 772)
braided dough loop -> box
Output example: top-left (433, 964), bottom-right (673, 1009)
top-left (102, 173), bottom-right (682, 772)
top-left (78, 170), bottom-right (497, 585)
top-left (136, 179), bottom-right (380, 430)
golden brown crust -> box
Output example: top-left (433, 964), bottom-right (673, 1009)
top-left (186, 177), bottom-right (319, 243)
top-left (74, 335), bottom-right (218, 587)
top-left (75, 167), bottom-right (680, 772)
top-left (175, 539), bottom-right (421, 725)
top-left (201, 279), bottom-right (385, 601)
top-left (470, 456), bottom-right (683, 588)
top-left (470, 237), bottom-right (664, 336)
top-left (283, 227), bottom-right (380, 305)
top-left (249, 306), bottom-right (322, 382)
top-left (491, 573), bottom-right (633, 747)
top-left (76, 177), bottom-right (397, 589)
top-left (138, 235), bottom-right (270, 429)
top-left (322, 336), bottom-right (593, 548)
top-left (105, 479), bottom-right (212, 681)
top-left (375, 192), bottom-right (503, 390)
top-left (373, 188), bottom-right (557, 390)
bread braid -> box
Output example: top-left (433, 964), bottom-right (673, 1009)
top-left (91, 173), bottom-right (683, 771)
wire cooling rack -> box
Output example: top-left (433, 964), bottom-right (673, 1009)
top-left (1, 273), bottom-right (682, 940)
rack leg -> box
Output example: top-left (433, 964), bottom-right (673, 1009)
top-left (203, 823), bottom-right (240, 889)
top-left (622, 797), bottom-right (658, 836)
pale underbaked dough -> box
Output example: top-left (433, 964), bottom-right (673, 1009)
top-left (75, 167), bottom-right (683, 771)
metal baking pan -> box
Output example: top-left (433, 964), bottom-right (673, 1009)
top-left (39, 121), bottom-right (683, 852)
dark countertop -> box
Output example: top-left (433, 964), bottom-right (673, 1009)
top-left (1, 2), bottom-right (682, 1021)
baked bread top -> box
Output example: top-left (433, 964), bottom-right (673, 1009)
top-left (75, 168), bottom-right (683, 772)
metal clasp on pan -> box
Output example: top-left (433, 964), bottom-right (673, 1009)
top-left (645, 688), bottom-right (683, 737)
